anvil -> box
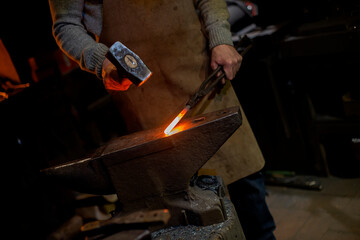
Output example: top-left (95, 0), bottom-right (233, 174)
top-left (41, 106), bottom-right (242, 227)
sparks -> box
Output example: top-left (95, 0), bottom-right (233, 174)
top-left (164, 105), bottom-right (190, 135)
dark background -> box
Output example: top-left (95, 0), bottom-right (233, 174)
top-left (0, 0), bottom-right (359, 238)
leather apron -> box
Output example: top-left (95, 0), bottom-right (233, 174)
top-left (100, 0), bottom-right (264, 184)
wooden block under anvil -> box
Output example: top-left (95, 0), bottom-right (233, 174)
top-left (41, 106), bottom-right (242, 227)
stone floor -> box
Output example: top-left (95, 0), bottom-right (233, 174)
top-left (265, 176), bottom-right (360, 240)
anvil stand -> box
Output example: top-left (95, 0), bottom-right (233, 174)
top-left (42, 106), bottom-right (245, 239)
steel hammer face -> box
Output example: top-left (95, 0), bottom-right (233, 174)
top-left (106, 41), bottom-right (152, 86)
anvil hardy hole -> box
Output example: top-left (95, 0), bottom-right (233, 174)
top-left (192, 117), bottom-right (206, 123)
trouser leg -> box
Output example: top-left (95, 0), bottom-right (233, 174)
top-left (228, 171), bottom-right (276, 240)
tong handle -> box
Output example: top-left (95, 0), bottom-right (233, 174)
top-left (200, 42), bottom-right (253, 94)
top-left (198, 66), bottom-right (224, 94)
top-left (186, 66), bottom-right (224, 108)
top-left (187, 40), bottom-right (253, 108)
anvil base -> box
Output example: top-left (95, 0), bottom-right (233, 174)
top-left (151, 197), bottom-right (245, 240)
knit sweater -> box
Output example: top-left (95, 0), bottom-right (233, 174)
top-left (48, 0), bottom-right (233, 79)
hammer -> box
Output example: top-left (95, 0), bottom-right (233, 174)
top-left (106, 41), bottom-right (152, 86)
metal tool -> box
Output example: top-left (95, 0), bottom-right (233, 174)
top-left (106, 41), bottom-right (152, 86)
top-left (164, 39), bottom-right (252, 135)
top-left (163, 68), bottom-right (227, 135)
top-left (188, 37), bottom-right (253, 109)
top-left (163, 66), bottom-right (226, 135)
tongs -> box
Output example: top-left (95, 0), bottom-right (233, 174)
top-left (164, 35), bottom-right (253, 135)
top-left (186, 38), bottom-right (253, 109)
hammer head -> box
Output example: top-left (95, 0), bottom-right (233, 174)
top-left (106, 41), bottom-right (152, 86)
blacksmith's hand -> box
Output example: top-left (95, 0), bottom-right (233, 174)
top-left (210, 44), bottom-right (242, 84)
top-left (102, 58), bottom-right (133, 91)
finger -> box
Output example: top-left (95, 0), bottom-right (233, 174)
top-left (122, 78), bottom-right (133, 89)
top-left (223, 65), bottom-right (234, 80)
top-left (104, 78), bottom-right (122, 91)
top-left (109, 69), bottom-right (121, 82)
top-left (105, 77), bottom-right (132, 91)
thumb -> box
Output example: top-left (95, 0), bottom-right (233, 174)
top-left (210, 60), bottom-right (219, 71)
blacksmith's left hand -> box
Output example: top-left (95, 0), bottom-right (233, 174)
top-left (210, 44), bottom-right (242, 84)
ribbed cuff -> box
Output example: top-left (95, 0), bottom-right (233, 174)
top-left (93, 43), bottom-right (109, 80)
top-left (208, 23), bottom-right (234, 49)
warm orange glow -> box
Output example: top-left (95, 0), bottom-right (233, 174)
top-left (164, 106), bottom-right (190, 135)
top-left (167, 125), bottom-right (186, 136)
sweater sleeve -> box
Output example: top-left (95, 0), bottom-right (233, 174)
top-left (195, 0), bottom-right (234, 49)
top-left (48, 0), bottom-right (108, 79)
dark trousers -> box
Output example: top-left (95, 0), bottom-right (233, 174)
top-left (228, 171), bottom-right (276, 240)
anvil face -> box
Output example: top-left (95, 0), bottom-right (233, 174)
top-left (42, 106), bottom-right (242, 215)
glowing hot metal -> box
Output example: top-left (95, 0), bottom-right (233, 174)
top-left (164, 105), bottom-right (190, 135)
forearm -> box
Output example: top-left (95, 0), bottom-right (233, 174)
top-left (48, 0), bottom-right (108, 79)
top-left (195, 0), bottom-right (234, 49)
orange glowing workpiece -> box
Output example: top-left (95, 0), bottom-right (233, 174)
top-left (164, 105), bottom-right (190, 135)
